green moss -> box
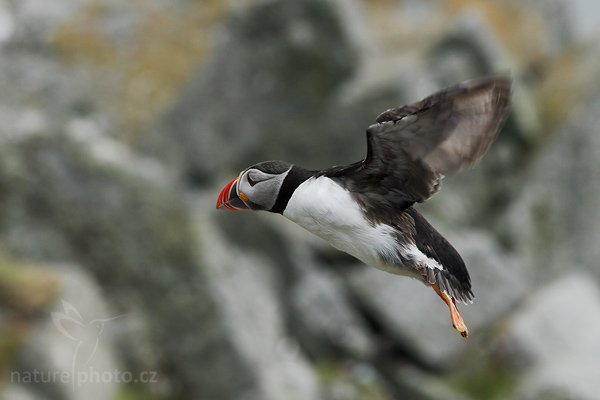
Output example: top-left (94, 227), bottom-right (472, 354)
top-left (51, 1), bottom-right (229, 140)
top-left (116, 384), bottom-right (166, 400)
top-left (315, 361), bottom-right (340, 383)
top-left (316, 361), bottom-right (391, 400)
top-left (0, 325), bottom-right (26, 378)
top-left (0, 253), bottom-right (58, 316)
top-left (0, 253), bottom-right (58, 376)
top-left (447, 360), bottom-right (518, 400)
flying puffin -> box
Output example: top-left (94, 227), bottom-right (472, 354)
top-left (216, 76), bottom-right (511, 338)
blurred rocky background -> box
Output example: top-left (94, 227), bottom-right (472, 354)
top-left (1, 0), bottom-right (600, 399)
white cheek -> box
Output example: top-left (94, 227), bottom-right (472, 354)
top-left (237, 180), bottom-right (252, 196)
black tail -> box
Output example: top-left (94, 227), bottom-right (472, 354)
top-left (406, 208), bottom-right (474, 303)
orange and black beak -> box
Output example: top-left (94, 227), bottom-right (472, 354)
top-left (216, 177), bottom-right (250, 210)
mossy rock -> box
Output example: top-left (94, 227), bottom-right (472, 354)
top-left (0, 132), bottom-right (254, 399)
top-left (0, 254), bottom-right (58, 316)
top-left (0, 254), bottom-right (59, 378)
top-left (317, 361), bottom-right (391, 400)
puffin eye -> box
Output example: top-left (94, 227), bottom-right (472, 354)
top-left (247, 174), bottom-right (257, 187)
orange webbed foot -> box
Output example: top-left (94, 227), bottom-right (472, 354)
top-left (432, 283), bottom-right (469, 338)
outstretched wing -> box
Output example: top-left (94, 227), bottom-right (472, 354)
top-left (333, 76), bottom-right (511, 214)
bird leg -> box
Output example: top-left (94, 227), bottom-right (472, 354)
top-left (431, 283), bottom-right (469, 338)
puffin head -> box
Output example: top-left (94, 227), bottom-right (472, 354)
top-left (216, 160), bottom-right (293, 211)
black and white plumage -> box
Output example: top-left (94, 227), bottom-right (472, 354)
top-left (217, 76), bottom-right (512, 337)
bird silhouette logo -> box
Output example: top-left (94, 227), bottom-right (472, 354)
top-left (51, 300), bottom-right (123, 389)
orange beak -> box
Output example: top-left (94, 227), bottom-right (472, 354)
top-left (216, 177), bottom-right (249, 210)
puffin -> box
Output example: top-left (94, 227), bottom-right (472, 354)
top-left (216, 76), bottom-right (511, 338)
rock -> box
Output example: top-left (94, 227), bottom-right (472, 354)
top-left (427, 11), bottom-right (513, 85)
top-left (0, 255), bottom-right (58, 400)
top-left (346, 229), bottom-right (524, 367)
top-left (501, 94), bottom-right (600, 283)
top-left (0, 131), bottom-right (254, 399)
top-left (10, 0), bottom-right (89, 46)
top-left (561, 0), bottom-right (600, 42)
top-left (0, 254), bottom-right (58, 316)
top-left (192, 193), bottom-right (322, 400)
top-left (3, 0), bottom-right (226, 159)
top-left (323, 0), bottom-right (374, 56)
top-left (394, 365), bottom-right (474, 400)
top-left (5, 1), bottom-right (600, 400)
top-left (144, 0), bottom-right (358, 183)
top-left (427, 9), bottom-right (542, 140)
top-left (318, 361), bottom-right (390, 400)
top-left (421, 11), bottom-right (543, 228)
top-left (1, 0), bottom-right (112, 135)
top-left (500, 273), bottom-right (600, 400)
top-left (13, 264), bottom-right (120, 400)
top-left (0, 2), bottom-right (15, 45)
top-left (291, 263), bottom-right (376, 360)
top-left (0, 384), bottom-right (44, 400)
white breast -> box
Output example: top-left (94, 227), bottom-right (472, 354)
top-left (283, 176), bottom-right (404, 272)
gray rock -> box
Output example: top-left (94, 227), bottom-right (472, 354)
top-left (0, 2), bottom-right (15, 46)
top-left (14, 264), bottom-right (120, 400)
top-left (319, 362), bottom-right (390, 400)
top-left (0, 131), bottom-right (253, 399)
top-left (5, 2), bottom-right (600, 400)
top-left (557, 0), bottom-right (600, 42)
top-left (422, 11), bottom-right (542, 228)
top-left (291, 263), bottom-right (376, 359)
top-left (347, 229), bottom-right (524, 367)
top-left (2, 0), bottom-right (213, 159)
top-left (1, 0), bottom-right (116, 135)
top-left (323, 0), bottom-right (374, 56)
top-left (10, 0), bottom-right (89, 46)
top-left (0, 384), bottom-right (44, 400)
top-left (427, 11), bottom-right (513, 84)
top-left (502, 273), bottom-right (600, 400)
top-left (192, 193), bottom-right (322, 400)
top-left (501, 94), bottom-right (600, 283)
top-left (394, 365), bottom-right (474, 400)
top-left (144, 0), bottom-right (358, 182)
